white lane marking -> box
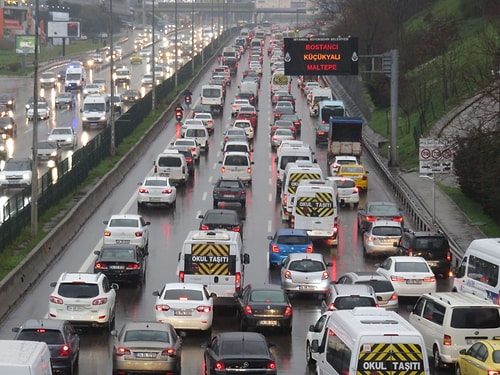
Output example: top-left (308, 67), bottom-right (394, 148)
top-left (268, 220), bottom-right (272, 234)
top-left (208, 176), bottom-right (213, 184)
top-left (202, 191), bottom-right (207, 201)
top-left (268, 193), bottom-right (272, 202)
top-left (213, 163), bottom-right (218, 169)
top-left (196, 210), bottom-right (202, 219)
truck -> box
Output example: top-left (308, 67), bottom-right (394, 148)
top-left (327, 116), bottom-right (363, 164)
top-left (0, 340), bottom-right (53, 375)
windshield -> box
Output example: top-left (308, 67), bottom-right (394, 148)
top-left (83, 103), bottom-right (105, 112)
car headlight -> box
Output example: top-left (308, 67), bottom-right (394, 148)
top-left (66, 137), bottom-right (72, 142)
top-left (81, 116), bottom-right (88, 121)
top-left (50, 151), bottom-right (57, 157)
top-left (99, 116), bottom-right (106, 121)
top-left (22, 173), bottom-right (30, 180)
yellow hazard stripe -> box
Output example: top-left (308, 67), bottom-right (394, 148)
top-left (191, 243), bottom-right (230, 257)
top-left (190, 243), bottom-right (230, 275)
top-left (287, 173), bottom-right (322, 193)
top-left (357, 343), bottom-right (425, 375)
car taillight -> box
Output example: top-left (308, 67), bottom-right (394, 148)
top-left (201, 224), bottom-right (209, 230)
top-left (267, 361), bottom-right (277, 370)
top-left (50, 296), bottom-right (63, 304)
top-left (135, 231), bottom-right (143, 237)
top-left (283, 193), bottom-right (288, 205)
top-left (390, 293), bottom-right (398, 301)
top-left (390, 276), bottom-right (405, 282)
top-left (408, 248), bottom-right (413, 256)
top-left (328, 303), bottom-right (336, 311)
top-left (162, 188), bottom-right (172, 194)
top-left (59, 344), bottom-right (71, 357)
top-left (488, 371), bottom-right (500, 375)
top-left (232, 226), bottom-right (241, 232)
top-left (392, 217), bottom-right (403, 222)
top-left (306, 245), bottom-right (313, 253)
top-left (154, 165), bottom-right (157, 173)
top-left (235, 272), bottom-right (241, 291)
top-left (95, 262), bottom-right (108, 270)
top-left (244, 305), bottom-right (253, 315)
top-left (126, 263), bottom-right (140, 270)
top-left (366, 216), bottom-right (376, 222)
top-left (423, 276), bottom-right (436, 282)
top-left (362, 175), bottom-right (367, 180)
top-left (104, 231), bottom-right (111, 237)
top-left (115, 347), bottom-right (131, 356)
top-left (446, 250), bottom-right (451, 261)
top-left (443, 334), bottom-right (452, 346)
top-left (322, 271), bottom-right (329, 280)
top-left (93, 297), bottom-right (108, 305)
top-left (284, 306), bottom-right (292, 316)
top-left (186, 157), bottom-right (193, 163)
top-left (155, 304), bottom-right (170, 311)
top-left (196, 305), bottom-right (212, 313)
top-left (317, 131), bottom-right (325, 135)
top-left (139, 188), bottom-right (148, 193)
top-left (290, 215), bottom-right (295, 228)
top-left (215, 361), bottom-right (226, 370)
top-left (247, 167), bottom-right (252, 174)
top-left (179, 271), bottom-right (185, 282)
top-left (271, 244), bottom-right (280, 253)
top-left (161, 348), bottom-right (177, 357)
top-left (284, 270), bottom-right (291, 279)
top-left (353, 187), bottom-right (359, 193)
top-left (221, 166), bottom-right (226, 173)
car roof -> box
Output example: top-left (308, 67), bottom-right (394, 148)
top-left (217, 331), bottom-right (267, 342)
top-left (286, 253), bottom-right (324, 261)
top-left (19, 318), bottom-right (68, 330)
top-left (162, 282), bottom-right (206, 291)
top-left (275, 228), bottom-right (308, 236)
top-left (108, 214), bottom-right (143, 220)
top-left (122, 321), bottom-right (172, 331)
top-left (340, 271), bottom-right (390, 282)
top-left (57, 272), bottom-right (101, 283)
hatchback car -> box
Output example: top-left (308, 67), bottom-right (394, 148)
top-left (219, 151), bottom-right (253, 184)
top-left (121, 89), bottom-right (141, 104)
top-left (320, 283), bottom-right (378, 313)
top-left (232, 120), bottom-right (254, 140)
top-left (94, 244), bottom-right (148, 286)
top-left (267, 228), bottom-right (313, 269)
top-left (171, 138), bottom-right (200, 160)
top-left (234, 284), bottom-right (293, 334)
top-left (231, 98), bottom-right (251, 117)
top-left (456, 339), bottom-right (500, 375)
top-left (329, 155), bottom-right (359, 176)
top-left (112, 321), bottom-right (182, 375)
top-left (48, 127), bottom-right (78, 149)
top-left (137, 176), bottom-right (177, 208)
top-left (376, 256), bottom-right (436, 297)
top-left (336, 271), bottom-right (399, 311)
top-left (198, 209), bottom-right (244, 237)
top-left (271, 128), bottom-right (295, 149)
top-left (153, 282), bottom-right (215, 333)
top-left (54, 92), bottom-right (76, 109)
top-left (193, 112), bottom-right (214, 133)
top-left (327, 177), bottom-right (359, 208)
top-left (103, 214), bottom-right (151, 252)
top-left (13, 319), bottom-right (80, 375)
top-left (363, 220), bottom-right (403, 256)
top-left (48, 272), bottom-right (118, 330)
top-left (203, 332), bottom-right (277, 375)
top-left (337, 163), bottom-right (368, 191)
top-left (281, 253), bottom-right (332, 296)
top-left (37, 140), bottom-right (61, 163)
top-left (357, 201), bottom-right (404, 233)
top-left (212, 177), bottom-right (246, 208)
top-left (236, 108), bottom-right (258, 128)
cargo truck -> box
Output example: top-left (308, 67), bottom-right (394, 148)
top-left (327, 116), bottom-right (363, 164)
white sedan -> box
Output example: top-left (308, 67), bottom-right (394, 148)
top-left (376, 256), bottom-right (436, 297)
top-left (137, 176), bottom-right (176, 208)
top-left (103, 214), bottom-right (150, 251)
top-left (170, 138), bottom-right (200, 160)
top-left (153, 282), bottom-right (214, 333)
top-left (193, 112), bottom-right (214, 133)
top-left (48, 127), bottom-right (77, 149)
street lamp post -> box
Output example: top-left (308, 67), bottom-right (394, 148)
top-left (151, 0), bottom-right (156, 110)
top-left (31, 0), bottom-right (40, 237)
top-left (174, 0), bottom-right (178, 87)
top-left (191, 0), bottom-right (195, 72)
top-left (420, 174), bottom-right (436, 227)
top-left (109, 0), bottom-right (116, 156)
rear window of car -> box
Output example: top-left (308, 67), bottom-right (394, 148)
top-left (340, 166), bottom-right (364, 174)
top-left (414, 237), bottom-right (448, 251)
top-left (356, 280), bottom-right (394, 293)
top-left (222, 339), bottom-right (268, 355)
top-left (204, 212), bottom-right (237, 224)
top-left (100, 248), bottom-right (135, 260)
top-left (158, 156), bottom-right (182, 167)
top-left (277, 235), bottom-right (308, 245)
top-left (250, 290), bottom-right (285, 303)
top-left (394, 262), bottom-right (430, 273)
top-left (372, 226), bottom-right (402, 236)
top-left (163, 289), bottom-right (203, 301)
top-left (370, 204), bottom-right (400, 216)
top-left (334, 296), bottom-right (377, 310)
top-left (218, 180), bottom-right (242, 189)
top-left (124, 330), bottom-right (170, 343)
top-left (58, 283), bottom-right (99, 298)
top-left (289, 260), bottom-right (325, 272)
top-left (16, 329), bottom-right (65, 344)
top-left (226, 145), bottom-right (248, 153)
top-left (186, 129), bottom-right (207, 137)
top-left (335, 180), bottom-right (356, 189)
top-left (109, 219), bottom-right (138, 227)
top-left (224, 155), bottom-right (248, 166)
top-left (451, 308), bottom-right (500, 329)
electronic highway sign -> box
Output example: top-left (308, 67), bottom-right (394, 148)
top-left (283, 37), bottom-right (359, 76)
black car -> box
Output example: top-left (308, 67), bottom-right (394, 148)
top-left (0, 93), bottom-right (15, 110)
top-left (198, 209), bottom-right (244, 237)
top-left (0, 116), bottom-right (16, 137)
top-left (0, 138), bottom-right (7, 160)
top-left (13, 319), bottom-right (80, 375)
top-left (55, 92), bottom-right (76, 109)
top-left (203, 332), bottom-right (277, 375)
top-left (176, 149), bottom-right (195, 176)
top-left (212, 178), bottom-right (246, 208)
top-left (315, 121), bottom-right (330, 144)
top-left (93, 244), bottom-right (148, 286)
top-left (357, 201), bottom-right (404, 233)
top-left (279, 114), bottom-right (302, 134)
top-left (234, 284), bottom-right (293, 334)
top-left (395, 230), bottom-right (451, 278)
top-left (192, 103), bottom-right (212, 117)
top-left (121, 89), bottom-right (141, 104)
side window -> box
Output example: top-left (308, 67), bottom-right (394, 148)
top-left (432, 303), bottom-right (446, 325)
top-left (402, 234), bottom-right (411, 249)
top-left (325, 332), bottom-right (352, 373)
top-left (412, 297), bottom-right (425, 316)
top-left (475, 343), bottom-right (488, 361)
top-left (314, 314), bottom-right (328, 332)
top-left (102, 277), bottom-right (110, 293)
top-left (455, 257), bottom-right (467, 278)
top-left (337, 276), bottom-right (348, 284)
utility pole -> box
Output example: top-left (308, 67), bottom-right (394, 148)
top-left (110, 0), bottom-right (116, 156)
top-left (31, 0), bottom-right (40, 237)
top-left (151, 0), bottom-right (156, 110)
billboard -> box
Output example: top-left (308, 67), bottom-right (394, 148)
top-left (47, 21), bottom-right (80, 38)
top-left (15, 35), bottom-right (36, 54)
top-left (283, 37), bottom-right (359, 76)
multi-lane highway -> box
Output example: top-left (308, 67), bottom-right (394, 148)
top-left (0, 27), bottom-right (455, 375)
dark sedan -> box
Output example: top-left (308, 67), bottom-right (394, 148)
top-left (121, 89), bottom-right (141, 104)
top-left (203, 331), bottom-right (277, 375)
top-left (93, 244), bottom-right (148, 286)
top-left (198, 209), bottom-right (244, 237)
top-left (212, 177), bottom-right (246, 208)
top-left (0, 93), bottom-right (15, 110)
top-left (315, 121), bottom-right (330, 144)
top-left (234, 284), bottom-right (293, 334)
top-left (357, 201), bottom-right (404, 233)
top-left (0, 116), bottom-right (16, 138)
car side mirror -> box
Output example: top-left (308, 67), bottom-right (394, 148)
top-left (308, 324), bottom-right (315, 332)
top-left (145, 221), bottom-right (151, 226)
top-left (243, 253), bottom-right (250, 264)
top-left (459, 349), bottom-right (467, 355)
top-left (50, 281), bottom-right (57, 287)
top-left (267, 235), bottom-right (273, 240)
top-left (12, 327), bottom-right (20, 333)
top-left (326, 262), bottom-right (333, 267)
top-left (152, 291), bottom-right (160, 296)
top-left (110, 329), bottom-right (118, 336)
top-left (310, 339), bottom-right (320, 352)
top-left (233, 291), bottom-right (242, 298)
top-left (198, 214), bottom-right (204, 219)
top-left (94, 250), bottom-right (100, 255)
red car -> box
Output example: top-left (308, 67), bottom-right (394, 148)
top-left (236, 109), bottom-right (258, 128)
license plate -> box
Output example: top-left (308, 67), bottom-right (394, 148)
top-left (174, 309), bottom-right (192, 316)
top-left (149, 197), bottom-right (161, 202)
top-left (135, 352), bottom-right (157, 358)
top-left (109, 265), bottom-right (125, 270)
top-left (67, 305), bottom-right (82, 311)
top-left (159, 173), bottom-right (169, 177)
top-left (299, 285), bottom-right (314, 290)
top-left (258, 320), bottom-right (278, 326)
top-left (427, 261), bottom-right (438, 266)
top-left (406, 279), bottom-right (422, 285)
top-left (116, 240), bottom-right (130, 244)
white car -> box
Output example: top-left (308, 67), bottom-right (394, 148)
top-left (180, 119), bottom-right (204, 137)
top-left (83, 83), bottom-right (102, 97)
top-left (271, 128), bottom-right (295, 149)
top-left (248, 61), bottom-right (262, 74)
top-left (153, 282), bottom-right (214, 333)
top-left (141, 73), bottom-right (153, 87)
top-left (363, 220), bottom-right (403, 256)
top-left (193, 112), bottom-right (214, 133)
top-left (330, 155), bottom-right (359, 176)
top-left (26, 102), bottom-right (50, 120)
top-left (170, 138), bottom-right (200, 160)
top-left (305, 311), bottom-right (333, 365)
top-left (48, 127), bottom-right (78, 148)
top-left (327, 177), bottom-right (360, 207)
top-left (232, 120), bottom-right (254, 140)
top-left (103, 214), bottom-right (151, 251)
top-left (376, 256), bottom-right (436, 297)
top-left (231, 98), bottom-right (250, 117)
top-left (137, 176), bottom-right (177, 208)
top-left (48, 272), bottom-right (118, 330)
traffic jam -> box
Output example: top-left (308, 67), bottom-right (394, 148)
top-left (1, 22), bottom-right (500, 375)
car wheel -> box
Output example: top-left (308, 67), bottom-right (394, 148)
top-left (213, 200), bottom-right (218, 209)
top-left (108, 314), bottom-right (116, 332)
top-left (433, 346), bottom-right (442, 369)
top-left (306, 341), bottom-right (315, 366)
top-left (455, 364), bottom-right (461, 375)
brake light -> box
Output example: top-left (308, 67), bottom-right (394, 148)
top-left (423, 276), bottom-right (436, 282)
top-left (93, 297), bottom-right (108, 305)
top-left (154, 165), bottom-right (157, 173)
top-left (392, 217), bottom-right (403, 222)
top-left (362, 175), bottom-right (367, 180)
top-left (215, 361), bottom-right (226, 370)
top-left (115, 347), bottom-right (131, 356)
top-left (353, 187), bottom-right (359, 193)
top-left (408, 248), bottom-right (413, 256)
top-left (443, 334), bottom-right (452, 346)
top-left (322, 271), bottom-right (329, 280)
top-left (179, 271), bottom-right (185, 282)
top-left (284, 270), bottom-right (291, 279)
top-left (161, 348), bottom-right (176, 357)
top-left (488, 371), bottom-right (500, 375)
top-left (201, 224), bottom-right (209, 230)
top-left (139, 188), bottom-right (148, 193)
top-left (155, 304), bottom-right (170, 311)
top-left (104, 231), bottom-right (111, 237)
top-left (232, 227), bottom-right (241, 232)
top-left (190, 147), bottom-right (197, 153)
top-left (366, 216), bottom-right (376, 222)
top-left (267, 361), bottom-right (277, 370)
top-left (244, 305), bottom-right (253, 315)
top-left (306, 245), bottom-right (313, 253)
top-left (59, 345), bottom-right (71, 357)
top-left (196, 305), bottom-right (212, 313)
top-left (95, 262), bottom-right (108, 270)
top-left (317, 131), bottom-right (325, 135)
top-left (390, 276), bottom-right (406, 282)
top-left (390, 293), bottom-right (398, 301)
top-left (446, 251), bottom-right (451, 261)
top-left (126, 263), bottom-right (140, 270)
top-left (162, 188), bottom-right (172, 194)
top-left (271, 244), bottom-right (280, 253)
top-left (50, 296), bottom-right (63, 304)
top-left (235, 272), bottom-right (241, 291)
top-left (247, 167), bottom-right (252, 174)
top-left (328, 303), bottom-right (336, 311)
top-left (221, 166), bottom-right (226, 173)
top-left (284, 306), bottom-right (292, 316)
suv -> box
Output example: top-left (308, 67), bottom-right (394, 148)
top-left (153, 150), bottom-right (189, 185)
top-left (0, 157), bottom-right (33, 189)
top-left (13, 319), bottom-right (80, 375)
top-left (320, 283), bottom-right (377, 313)
top-left (212, 177), bottom-right (246, 208)
top-left (409, 292), bottom-right (500, 370)
top-left (395, 230), bottom-right (451, 278)
top-left (48, 272), bottom-right (119, 331)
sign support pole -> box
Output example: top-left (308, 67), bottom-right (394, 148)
top-left (389, 49), bottom-right (399, 167)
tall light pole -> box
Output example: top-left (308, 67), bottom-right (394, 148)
top-left (31, 0), bottom-right (40, 236)
top-left (174, 0), bottom-right (178, 87)
top-left (151, 0), bottom-right (156, 110)
top-left (191, 0), bottom-right (195, 72)
top-left (110, 0), bottom-right (116, 156)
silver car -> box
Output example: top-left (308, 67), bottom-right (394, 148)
top-left (362, 219), bottom-right (403, 256)
top-left (336, 271), bottom-right (399, 311)
top-left (280, 253), bottom-right (332, 296)
top-left (271, 128), bottom-right (294, 149)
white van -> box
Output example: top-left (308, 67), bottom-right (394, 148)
top-left (153, 149), bottom-right (189, 185)
top-left (176, 230), bottom-right (250, 305)
top-left (201, 84), bottom-right (224, 113)
top-left (270, 72), bottom-right (290, 96)
top-left (309, 307), bottom-right (430, 375)
top-left (453, 238), bottom-right (500, 304)
top-left (219, 151), bottom-right (253, 184)
top-left (309, 87), bottom-right (334, 117)
top-left (281, 161), bottom-right (323, 221)
top-left (275, 144), bottom-right (316, 193)
top-left (64, 63), bottom-right (85, 92)
top-left (291, 179), bottom-right (338, 246)
top-left (80, 94), bottom-right (110, 130)
top-left (183, 125), bottom-right (209, 151)
top-left (0, 340), bottom-right (53, 375)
